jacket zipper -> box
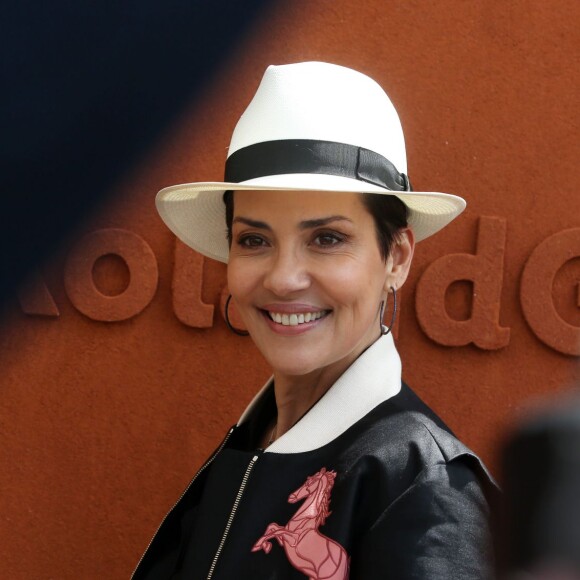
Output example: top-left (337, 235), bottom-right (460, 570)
top-left (130, 426), bottom-right (236, 579)
top-left (206, 453), bottom-right (260, 579)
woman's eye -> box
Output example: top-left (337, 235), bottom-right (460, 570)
top-left (238, 234), bottom-right (267, 248)
top-left (313, 232), bottom-right (345, 247)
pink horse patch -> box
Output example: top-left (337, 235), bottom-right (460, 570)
top-left (252, 468), bottom-right (349, 579)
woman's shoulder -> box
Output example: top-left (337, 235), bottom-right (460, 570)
top-left (344, 381), bottom-right (500, 499)
top-left (384, 382), bottom-right (472, 458)
top-left (359, 383), bottom-right (477, 455)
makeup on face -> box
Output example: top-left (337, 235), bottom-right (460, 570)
top-left (227, 189), bottom-right (411, 378)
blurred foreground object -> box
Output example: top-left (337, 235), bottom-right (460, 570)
top-left (0, 0), bottom-right (272, 310)
top-left (500, 391), bottom-right (580, 579)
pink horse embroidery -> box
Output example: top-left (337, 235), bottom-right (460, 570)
top-left (251, 468), bottom-right (349, 579)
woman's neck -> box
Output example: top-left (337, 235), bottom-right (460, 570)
top-left (272, 370), bottom-right (335, 439)
top-left (271, 332), bottom-right (380, 440)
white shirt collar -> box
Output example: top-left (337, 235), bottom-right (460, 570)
top-left (237, 333), bottom-right (402, 454)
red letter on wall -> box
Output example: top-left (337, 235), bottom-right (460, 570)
top-left (520, 228), bottom-right (580, 356)
top-left (172, 239), bottom-right (214, 328)
top-left (64, 229), bottom-right (158, 321)
top-left (415, 216), bottom-right (510, 349)
top-left (18, 272), bottom-right (60, 317)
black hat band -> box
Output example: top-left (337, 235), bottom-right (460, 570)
top-left (224, 139), bottom-right (411, 192)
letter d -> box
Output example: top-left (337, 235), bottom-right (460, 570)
top-left (415, 216), bottom-right (510, 349)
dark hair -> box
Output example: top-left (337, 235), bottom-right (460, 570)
top-left (224, 189), bottom-right (235, 246)
top-left (360, 193), bottom-right (408, 261)
top-left (223, 190), bottom-right (408, 262)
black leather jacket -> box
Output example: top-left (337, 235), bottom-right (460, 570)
top-left (132, 335), bottom-right (498, 579)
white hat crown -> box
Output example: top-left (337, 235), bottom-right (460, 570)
top-left (229, 62), bottom-right (408, 174)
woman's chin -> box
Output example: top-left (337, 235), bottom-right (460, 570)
top-left (267, 359), bottom-right (317, 378)
top-left (261, 348), bottom-right (328, 378)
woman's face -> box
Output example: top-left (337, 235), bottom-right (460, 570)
top-left (227, 190), bottom-right (414, 377)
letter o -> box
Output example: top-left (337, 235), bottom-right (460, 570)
top-left (64, 229), bottom-right (158, 321)
top-left (520, 228), bottom-right (580, 356)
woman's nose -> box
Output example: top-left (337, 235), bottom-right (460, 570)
top-left (262, 249), bottom-right (311, 296)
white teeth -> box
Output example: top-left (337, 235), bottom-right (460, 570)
top-left (268, 310), bottom-right (327, 326)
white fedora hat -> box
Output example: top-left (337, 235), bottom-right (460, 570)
top-left (156, 61), bottom-right (466, 263)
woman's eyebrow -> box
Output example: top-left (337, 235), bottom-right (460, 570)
top-left (299, 216), bottom-right (352, 230)
top-left (232, 215), bottom-right (352, 230)
top-left (232, 217), bottom-right (272, 230)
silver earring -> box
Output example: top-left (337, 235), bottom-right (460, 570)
top-left (225, 294), bottom-right (249, 336)
top-left (379, 287), bottom-right (397, 336)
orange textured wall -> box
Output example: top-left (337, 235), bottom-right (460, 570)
top-left (1, 1), bottom-right (578, 578)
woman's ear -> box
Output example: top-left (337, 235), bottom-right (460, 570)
top-left (384, 227), bottom-right (415, 292)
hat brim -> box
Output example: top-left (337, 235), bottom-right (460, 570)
top-left (156, 173), bottom-right (466, 263)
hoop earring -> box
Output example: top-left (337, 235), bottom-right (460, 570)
top-left (225, 294), bottom-right (249, 336)
top-left (379, 287), bottom-right (397, 336)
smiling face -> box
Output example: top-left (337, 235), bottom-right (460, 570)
top-left (227, 190), bottom-right (414, 378)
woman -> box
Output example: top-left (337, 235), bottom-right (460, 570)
top-left (133, 62), bottom-right (498, 579)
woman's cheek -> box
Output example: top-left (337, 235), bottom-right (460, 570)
top-left (322, 261), bottom-right (368, 298)
top-left (228, 266), bottom-right (266, 327)
top-left (227, 260), bottom-right (252, 297)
